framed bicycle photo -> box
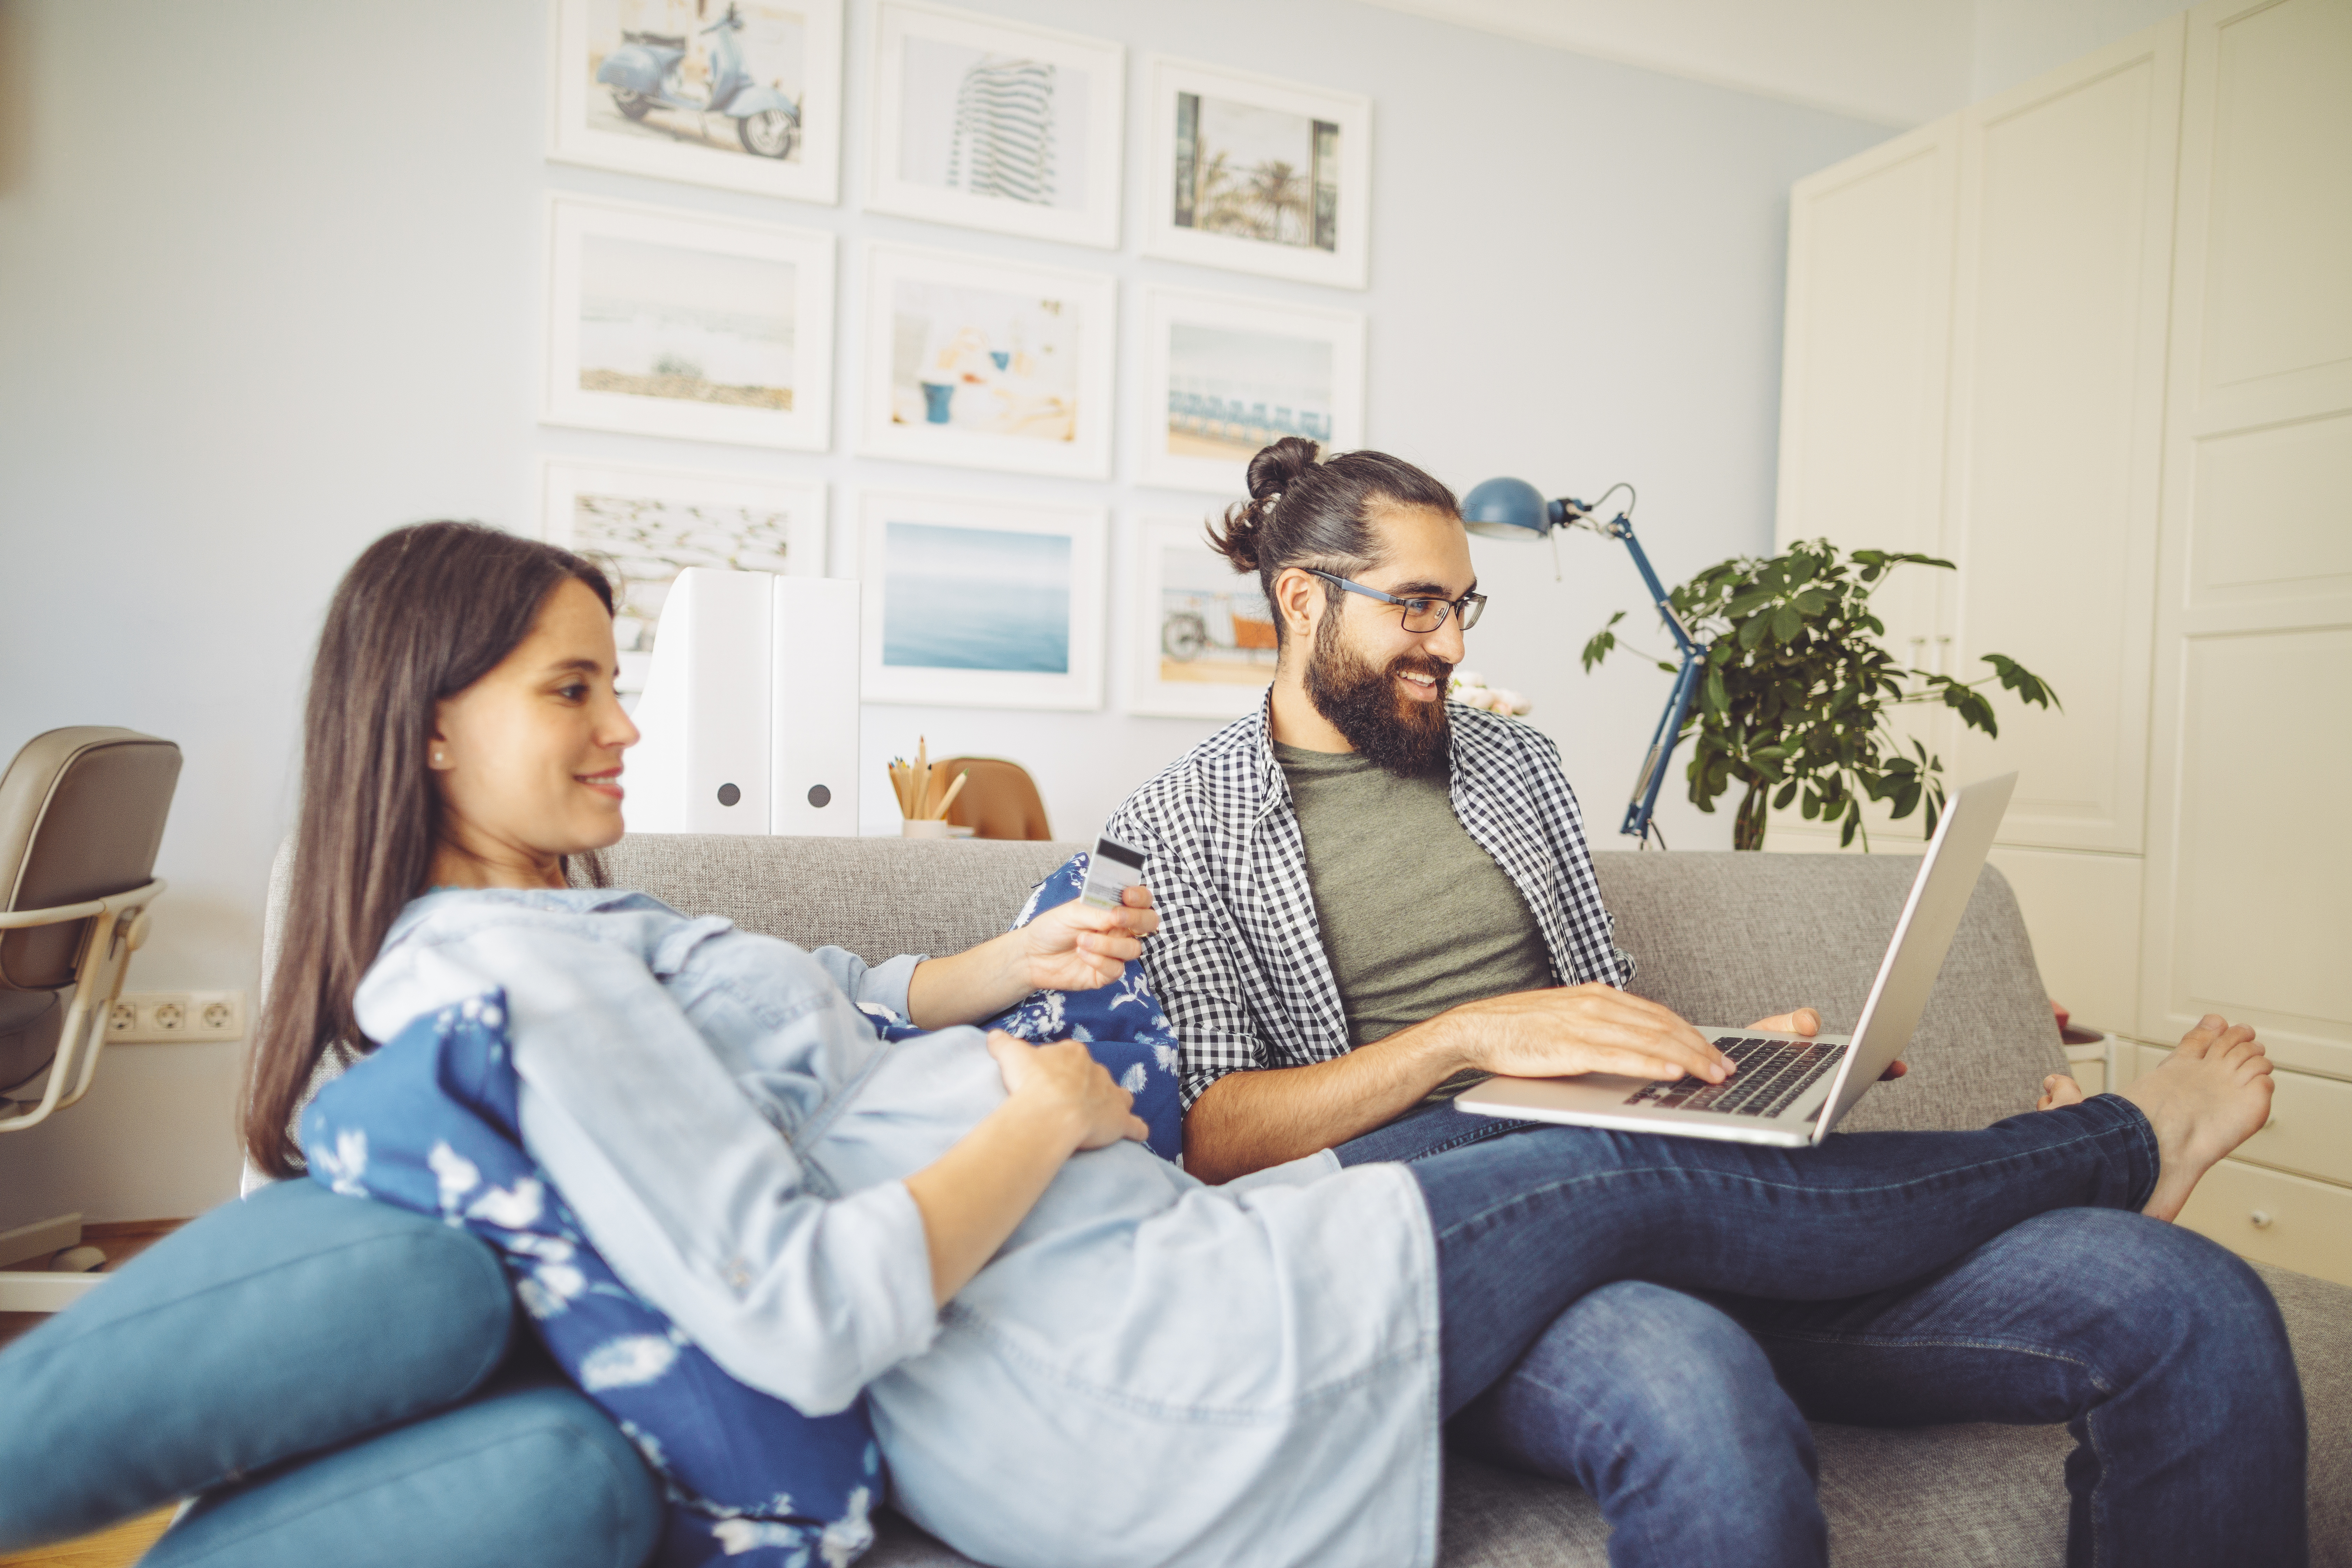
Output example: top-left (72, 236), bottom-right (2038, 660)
top-left (542, 194), bottom-right (836, 451)
top-left (547, 0), bottom-right (844, 204)
top-left (1125, 514), bottom-right (1279, 720)
top-left (1143, 56), bottom-right (1371, 289)
top-left (864, 0), bottom-right (1125, 248)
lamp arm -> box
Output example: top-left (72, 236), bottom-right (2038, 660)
top-left (1568, 507), bottom-right (1707, 845)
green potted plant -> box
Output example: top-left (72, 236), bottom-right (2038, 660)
top-left (1581, 541), bottom-right (2058, 851)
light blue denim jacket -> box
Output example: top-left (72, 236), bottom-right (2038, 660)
top-left (354, 888), bottom-right (1443, 1568)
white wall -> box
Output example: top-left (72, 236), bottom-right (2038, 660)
top-left (0, 0), bottom-right (1889, 1226)
top-left (1368, 0), bottom-right (2202, 126)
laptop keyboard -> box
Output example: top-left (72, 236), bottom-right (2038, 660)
top-left (1623, 1035), bottom-right (1845, 1119)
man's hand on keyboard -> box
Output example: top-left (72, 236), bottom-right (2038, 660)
top-left (1747, 1006), bottom-right (1907, 1080)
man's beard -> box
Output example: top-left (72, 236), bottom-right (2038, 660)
top-left (1302, 614), bottom-right (1454, 778)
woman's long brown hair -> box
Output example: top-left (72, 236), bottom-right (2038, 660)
top-left (242, 522), bottom-right (614, 1177)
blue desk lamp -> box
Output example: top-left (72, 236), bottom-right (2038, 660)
top-left (1461, 477), bottom-right (1703, 847)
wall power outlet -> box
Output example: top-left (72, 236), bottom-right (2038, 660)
top-left (107, 990), bottom-right (246, 1043)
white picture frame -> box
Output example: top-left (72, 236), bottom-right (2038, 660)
top-left (542, 456), bottom-right (829, 695)
top-left (544, 194), bottom-right (836, 451)
top-left (1137, 284), bottom-right (1366, 496)
top-left (1144, 56), bottom-right (1371, 289)
top-left (1125, 514), bottom-right (1279, 719)
top-left (858, 488), bottom-right (1105, 710)
top-left (864, 0), bottom-right (1125, 249)
top-left (547, 0), bottom-right (844, 204)
top-left (858, 242), bottom-right (1117, 478)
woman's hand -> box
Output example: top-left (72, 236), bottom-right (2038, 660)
top-left (987, 1030), bottom-right (1149, 1151)
top-left (905, 886), bottom-right (1161, 1030)
top-left (1012, 885), bottom-right (1160, 994)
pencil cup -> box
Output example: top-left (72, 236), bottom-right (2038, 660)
top-left (901, 818), bottom-right (953, 839)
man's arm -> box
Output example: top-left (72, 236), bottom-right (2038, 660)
top-left (1184, 982), bottom-right (1738, 1183)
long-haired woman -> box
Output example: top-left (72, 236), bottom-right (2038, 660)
top-left (245, 519), bottom-right (2294, 1568)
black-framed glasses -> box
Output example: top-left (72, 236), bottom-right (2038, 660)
top-left (1307, 570), bottom-right (1487, 632)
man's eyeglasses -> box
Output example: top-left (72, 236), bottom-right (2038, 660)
top-left (1308, 570), bottom-right (1487, 633)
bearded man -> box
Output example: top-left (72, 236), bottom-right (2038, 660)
top-left (1098, 437), bottom-right (2303, 1568)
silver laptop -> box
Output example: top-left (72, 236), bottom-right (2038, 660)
top-left (1454, 772), bottom-right (2018, 1148)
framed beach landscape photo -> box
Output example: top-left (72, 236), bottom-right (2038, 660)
top-left (1126, 514), bottom-right (1279, 719)
top-left (542, 457), bottom-right (828, 696)
top-left (1144, 56), bottom-right (1371, 289)
top-left (858, 489), bottom-right (1105, 710)
top-left (544, 195), bottom-right (835, 450)
top-left (865, 0), bottom-right (1124, 248)
top-left (1138, 285), bottom-right (1366, 496)
top-left (859, 242), bottom-right (1116, 478)
top-left (548, 0), bottom-right (844, 203)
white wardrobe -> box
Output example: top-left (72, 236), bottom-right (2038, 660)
top-left (1771, 0), bottom-right (2352, 1284)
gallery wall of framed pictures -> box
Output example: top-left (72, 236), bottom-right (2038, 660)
top-left (531, 0), bottom-right (1381, 717)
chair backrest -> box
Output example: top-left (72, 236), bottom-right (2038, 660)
top-left (0, 728), bottom-right (181, 1092)
top-left (934, 756), bottom-right (1052, 841)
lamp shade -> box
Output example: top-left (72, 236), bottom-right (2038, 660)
top-left (1461, 476), bottom-right (1554, 539)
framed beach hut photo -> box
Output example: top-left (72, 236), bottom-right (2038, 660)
top-left (858, 489), bottom-right (1105, 710)
top-left (864, 0), bottom-right (1125, 248)
top-left (859, 242), bottom-right (1117, 479)
top-left (1137, 285), bottom-right (1366, 496)
top-left (542, 194), bottom-right (836, 450)
top-left (547, 0), bottom-right (844, 204)
top-left (541, 456), bottom-right (829, 698)
top-left (1144, 56), bottom-right (1371, 289)
top-left (1125, 514), bottom-right (1279, 719)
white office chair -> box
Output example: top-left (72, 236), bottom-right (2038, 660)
top-left (0, 727), bottom-right (178, 1312)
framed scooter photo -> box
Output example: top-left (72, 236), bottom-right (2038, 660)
top-left (548, 0), bottom-right (844, 204)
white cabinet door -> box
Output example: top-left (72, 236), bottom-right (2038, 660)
top-left (1944, 21), bottom-right (2184, 856)
top-left (1771, 120), bottom-right (1959, 848)
top-left (2137, 0), bottom-right (2352, 1080)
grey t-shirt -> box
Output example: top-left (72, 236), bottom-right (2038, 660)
top-left (1274, 741), bottom-right (1557, 1050)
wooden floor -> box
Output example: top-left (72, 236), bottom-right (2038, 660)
top-left (0, 1220), bottom-right (182, 1351)
top-left (1, 1222), bottom-right (189, 1566)
top-left (0, 1512), bottom-right (175, 1568)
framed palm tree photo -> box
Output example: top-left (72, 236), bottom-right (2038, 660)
top-left (1143, 57), bottom-right (1371, 289)
top-left (863, 0), bottom-right (1125, 249)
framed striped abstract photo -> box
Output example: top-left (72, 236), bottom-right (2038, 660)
top-left (863, 1), bottom-right (1126, 249)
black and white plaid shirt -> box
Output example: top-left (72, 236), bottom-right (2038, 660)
top-left (1105, 697), bottom-right (1633, 1111)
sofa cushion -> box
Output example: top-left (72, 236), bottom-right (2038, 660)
top-left (0, 1178), bottom-right (513, 1550)
top-left (586, 834), bottom-right (1080, 967)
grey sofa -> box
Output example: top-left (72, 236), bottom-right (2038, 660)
top-left (567, 833), bottom-right (2350, 1568)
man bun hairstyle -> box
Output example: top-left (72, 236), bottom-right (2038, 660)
top-left (1205, 436), bottom-right (1459, 646)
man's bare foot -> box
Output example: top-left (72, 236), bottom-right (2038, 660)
top-left (2118, 1014), bottom-right (2275, 1223)
top-left (2038, 1073), bottom-right (2087, 1110)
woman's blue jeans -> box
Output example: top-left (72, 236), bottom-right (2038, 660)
top-left (1372, 1096), bottom-right (2307, 1568)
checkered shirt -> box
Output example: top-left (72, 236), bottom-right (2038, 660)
top-left (1105, 698), bottom-right (1634, 1111)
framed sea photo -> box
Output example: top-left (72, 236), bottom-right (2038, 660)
top-left (859, 242), bottom-right (1116, 478)
top-left (1138, 285), bottom-right (1366, 496)
top-left (858, 489), bottom-right (1106, 710)
top-left (544, 194), bottom-right (835, 450)
top-left (865, 1), bottom-right (1124, 248)
top-left (547, 0), bottom-right (844, 204)
top-left (542, 457), bottom-right (828, 696)
top-left (1144, 56), bottom-right (1371, 289)
top-left (1126, 514), bottom-right (1279, 719)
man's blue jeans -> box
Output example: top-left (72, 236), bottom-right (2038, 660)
top-left (1344, 1098), bottom-right (2308, 1568)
